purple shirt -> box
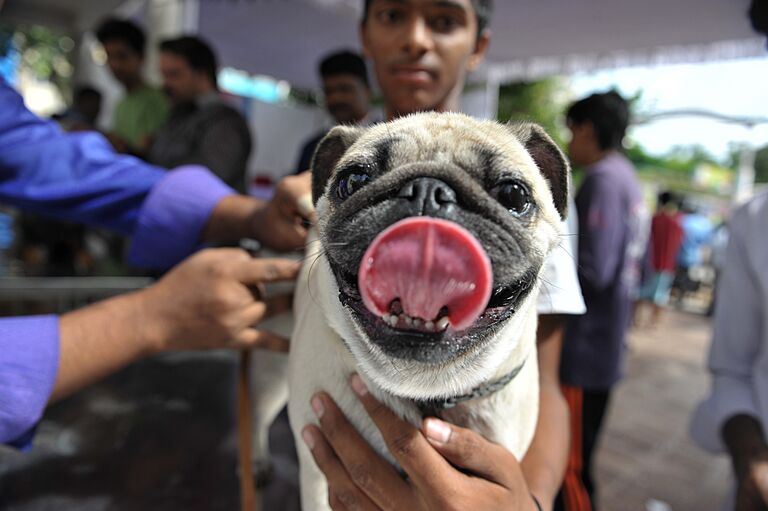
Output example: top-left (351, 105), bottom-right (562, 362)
top-left (560, 151), bottom-right (646, 390)
top-left (1, 79), bottom-right (234, 447)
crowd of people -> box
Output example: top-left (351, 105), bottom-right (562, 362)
top-left (2, 1), bottom-right (767, 510)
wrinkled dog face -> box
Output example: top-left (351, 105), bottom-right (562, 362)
top-left (311, 113), bottom-right (568, 399)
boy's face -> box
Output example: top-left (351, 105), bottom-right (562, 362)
top-left (566, 120), bottom-right (596, 167)
top-left (103, 40), bottom-right (143, 86)
top-left (361, 0), bottom-right (489, 119)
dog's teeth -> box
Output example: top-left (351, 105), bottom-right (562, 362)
top-left (413, 318), bottom-right (423, 328)
top-left (436, 317), bottom-right (450, 331)
top-left (382, 314), bottom-right (393, 325)
top-left (403, 315), bottom-right (413, 327)
top-left (424, 321), bottom-right (434, 331)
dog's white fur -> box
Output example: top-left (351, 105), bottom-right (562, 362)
top-left (286, 113), bottom-right (565, 510)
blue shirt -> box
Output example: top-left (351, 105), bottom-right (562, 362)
top-left (677, 212), bottom-right (712, 268)
top-left (0, 78), bottom-right (234, 447)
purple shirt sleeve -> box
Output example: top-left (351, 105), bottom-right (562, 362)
top-left (0, 315), bottom-right (59, 449)
top-left (127, 165), bottom-right (235, 268)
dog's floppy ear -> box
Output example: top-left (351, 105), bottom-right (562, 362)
top-left (508, 123), bottom-right (570, 220)
top-left (310, 126), bottom-right (364, 205)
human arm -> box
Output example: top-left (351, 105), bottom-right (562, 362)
top-left (301, 375), bottom-right (539, 511)
top-left (723, 415), bottom-right (768, 511)
top-left (0, 248), bottom-right (298, 447)
top-left (199, 172), bottom-right (314, 252)
top-left (690, 198), bottom-right (766, 509)
top-left (1, 80), bottom-right (311, 267)
top-left (521, 314), bottom-right (569, 511)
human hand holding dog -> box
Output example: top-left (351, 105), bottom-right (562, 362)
top-left (53, 248), bottom-right (298, 400)
top-left (253, 172), bottom-right (315, 251)
top-left (302, 374), bottom-right (540, 511)
top-left (202, 172), bottom-right (314, 252)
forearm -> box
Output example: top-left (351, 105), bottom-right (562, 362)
top-left (522, 314), bottom-right (569, 510)
top-left (522, 383), bottom-right (569, 510)
top-left (53, 289), bottom-right (160, 401)
top-left (201, 194), bottom-right (266, 243)
top-left (723, 414), bottom-right (768, 479)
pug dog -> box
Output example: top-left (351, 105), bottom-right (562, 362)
top-left (288, 112), bottom-right (569, 510)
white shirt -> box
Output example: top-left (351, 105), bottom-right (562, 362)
top-left (691, 191), bottom-right (768, 453)
top-left (537, 200), bottom-right (586, 316)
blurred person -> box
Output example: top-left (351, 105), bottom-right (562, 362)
top-left (297, 2), bottom-right (587, 511)
top-left (54, 85), bottom-right (102, 131)
top-left (96, 18), bottom-right (168, 154)
top-left (690, 191), bottom-right (768, 511)
top-left (29, 86), bottom-right (103, 276)
top-left (148, 36), bottom-right (251, 192)
top-left (556, 91), bottom-right (646, 511)
top-left (634, 190), bottom-right (684, 327)
top-left (294, 50), bottom-right (371, 174)
top-left (705, 219), bottom-right (730, 316)
top-left (673, 199), bottom-right (713, 306)
top-left (0, 75), bottom-right (312, 449)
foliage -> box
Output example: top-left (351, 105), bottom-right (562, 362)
top-left (0, 22), bottom-right (75, 100)
top-left (754, 144), bottom-right (768, 184)
top-left (496, 78), bottom-right (568, 146)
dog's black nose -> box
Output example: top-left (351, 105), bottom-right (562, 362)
top-left (398, 177), bottom-right (457, 216)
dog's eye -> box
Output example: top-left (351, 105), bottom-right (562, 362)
top-left (337, 172), bottom-right (370, 200)
top-left (494, 180), bottom-right (532, 216)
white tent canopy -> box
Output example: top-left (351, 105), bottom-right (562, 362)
top-left (3, 0), bottom-right (765, 189)
top-left (3, 0), bottom-right (766, 89)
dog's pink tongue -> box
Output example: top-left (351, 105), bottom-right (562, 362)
top-left (358, 217), bottom-right (492, 331)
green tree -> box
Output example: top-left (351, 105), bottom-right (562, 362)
top-left (0, 22), bottom-right (75, 101)
top-left (496, 78), bottom-right (568, 145)
top-left (755, 144), bottom-right (768, 184)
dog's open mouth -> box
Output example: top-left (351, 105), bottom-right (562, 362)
top-left (358, 217), bottom-right (493, 331)
top-left (332, 217), bottom-right (535, 363)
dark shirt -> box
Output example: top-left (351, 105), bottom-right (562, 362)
top-left (148, 93), bottom-right (252, 192)
top-left (294, 131), bottom-right (327, 174)
top-left (560, 151), bottom-right (645, 390)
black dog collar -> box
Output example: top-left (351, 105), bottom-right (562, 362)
top-left (415, 358), bottom-right (527, 417)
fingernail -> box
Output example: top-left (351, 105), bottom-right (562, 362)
top-left (301, 427), bottom-right (316, 450)
top-left (350, 374), bottom-right (368, 396)
top-left (424, 418), bottom-right (452, 445)
top-left (311, 395), bottom-right (325, 418)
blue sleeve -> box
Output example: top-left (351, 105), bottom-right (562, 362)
top-left (575, 174), bottom-right (625, 292)
top-left (0, 79), bottom-right (165, 235)
top-left (0, 316), bottom-right (59, 449)
top-left (0, 79), bottom-right (235, 269)
top-left (127, 165), bottom-right (234, 268)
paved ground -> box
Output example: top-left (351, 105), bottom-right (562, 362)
top-left (0, 307), bottom-right (730, 510)
top-left (595, 306), bottom-right (731, 511)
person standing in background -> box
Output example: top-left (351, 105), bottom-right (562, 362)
top-left (294, 50), bottom-right (371, 174)
top-left (148, 36), bottom-right (252, 192)
top-left (96, 18), bottom-right (168, 155)
top-left (690, 191), bottom-right (768, 511)
top-left (557, 91), bottom-right (646, 511)
top-left (634, 191), bottom-right (684, 327)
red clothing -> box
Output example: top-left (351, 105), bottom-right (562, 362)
top-left (649, 211), bottom-right (684, 272)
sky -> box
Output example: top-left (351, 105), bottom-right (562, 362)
top-left (569, 56), bottom-right (768, 160)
